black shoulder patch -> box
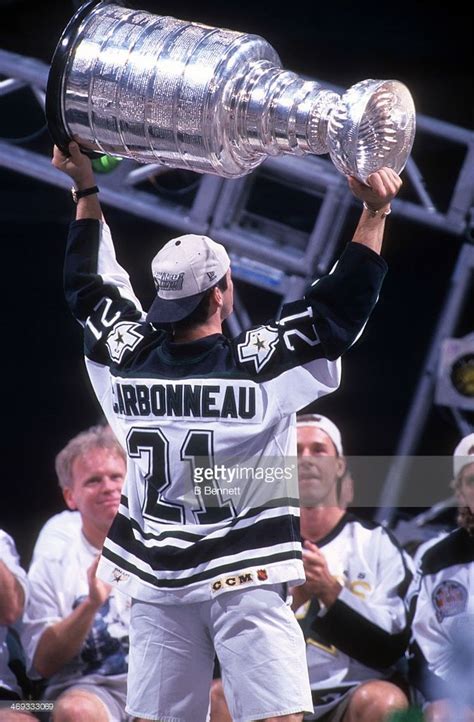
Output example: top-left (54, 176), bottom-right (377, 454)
top-left (421, 528), bottom-right (474, 575)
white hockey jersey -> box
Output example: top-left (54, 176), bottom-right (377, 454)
top-left (64, 219), bottom-right (387, 602)
top-left (409, 527), bottom-right (474, 704)
top-left (295, 513), bottom-right (413, 718)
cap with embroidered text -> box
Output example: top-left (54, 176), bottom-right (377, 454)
top-left (147, 234), bottom-right (230, 324)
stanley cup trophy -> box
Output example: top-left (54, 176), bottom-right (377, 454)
top-left (46, 0), bottom-right (416, 181)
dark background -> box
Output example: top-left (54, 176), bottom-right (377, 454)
top-left (0, 0), bottom-right (472, 564)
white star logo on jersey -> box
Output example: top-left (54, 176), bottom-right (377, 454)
top-left (237, 325), bottom-right (279, 372)
top-left (106, 322), bottom-right (144, 363)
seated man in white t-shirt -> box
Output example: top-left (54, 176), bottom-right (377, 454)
top-left (21, 425), bottom-right (130, 722)
top-left (30, 510), bottom-right (81, 564)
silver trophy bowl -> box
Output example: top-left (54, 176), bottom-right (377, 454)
top-left (46, 0), bottom-right (416, 181)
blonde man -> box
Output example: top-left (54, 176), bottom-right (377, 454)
top-left (22, 426), bottom-right (130, 722)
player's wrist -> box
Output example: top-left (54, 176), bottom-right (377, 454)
top-left (362, 201), bottom-right (391, 218)
top-left (72, 176), bottom-right (97, 191)
top-left (84, 594), bottom-right (104, 612)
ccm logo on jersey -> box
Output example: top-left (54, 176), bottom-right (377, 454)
top-left (211, 568), bottom-right (268, 592)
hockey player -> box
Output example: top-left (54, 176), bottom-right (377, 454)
top-left (52, 140), bottom-right (401, 722)
top-left (292, 414), bottom-right (412, 722)
top-left (410, 434), bottom-right (474, 722)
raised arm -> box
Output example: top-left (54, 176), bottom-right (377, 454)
top-left (298, 167), bottom-right (402, 361)
top-left (52, 142), bottom-right (102, 221)
top-left (51, 143), bottom-right (149, 369)
top-left (348, 167), bottom-right (402, 254)
top-left (24, 556), bottom-right (112, 679)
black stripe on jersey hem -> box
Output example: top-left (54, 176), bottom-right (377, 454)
top-left (235, 496), bottom-right (300, 521)
top-left (102, 546), bottom-right (301, 588)
top-left (120, 496), bottom-right (300, 543)
top-left (111, 512), bottom-right (301, 571)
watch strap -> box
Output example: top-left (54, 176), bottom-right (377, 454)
top-left (71, 185), bottom-right (99, 203)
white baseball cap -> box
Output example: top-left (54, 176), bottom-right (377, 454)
top-left (453, 433), bottom-right (474, 479)
top-left (296, 414), bottom-right (343, 456)
top-left (147, 234), bottom-right (230, 324)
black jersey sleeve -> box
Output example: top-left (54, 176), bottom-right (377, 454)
top-left (232, 242), bottom-right (387, 380)
top-left (63, 219), bottom-right (155, 366)
top-left (304, 242), bottom-right (387, 360)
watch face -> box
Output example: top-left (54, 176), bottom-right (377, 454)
top-left (71, 187), bottom-right (78, 203)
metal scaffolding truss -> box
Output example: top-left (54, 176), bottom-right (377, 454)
top-left (1, 47), bottom-right (473, 517)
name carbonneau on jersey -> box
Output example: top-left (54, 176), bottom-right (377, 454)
top-left (100, 366), bottom-right (303, 602)
top-left (88, 304), bottom-right (340, 602)
top-left (111, 375), bottom-right (262, 423)
top-left (65, 221), bottom-right (388, 603)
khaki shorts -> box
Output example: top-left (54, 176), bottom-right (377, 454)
top-left (127, 584), bottom-right (313, 722)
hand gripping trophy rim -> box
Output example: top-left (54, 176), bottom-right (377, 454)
top-left (46, 0), bottom-right (416, 182)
